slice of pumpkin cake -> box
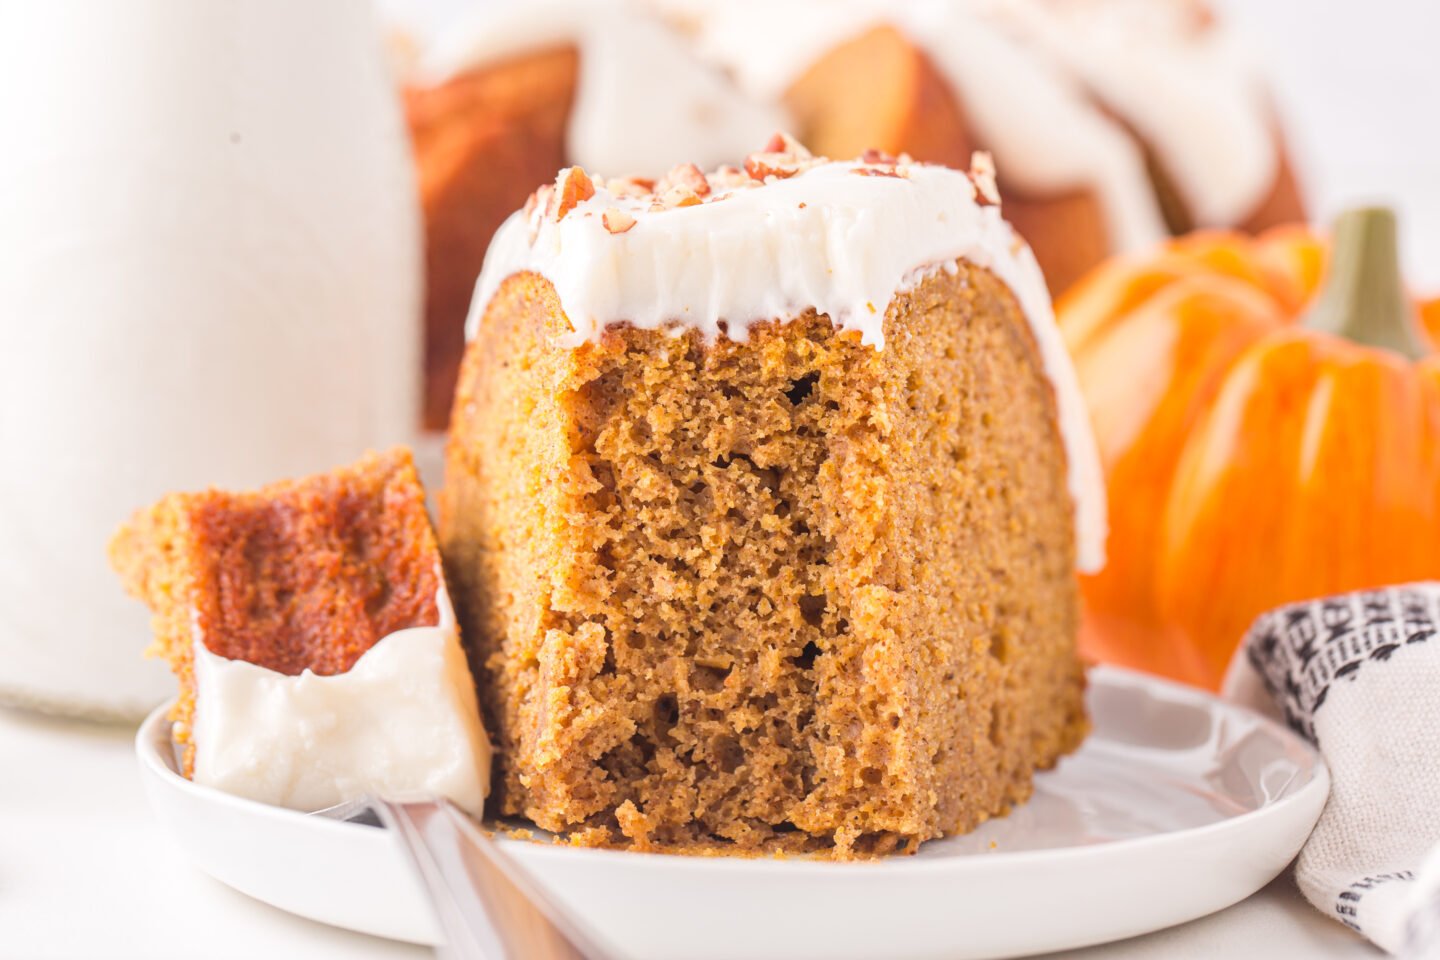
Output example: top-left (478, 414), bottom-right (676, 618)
top-left (110, 448), bottom-right (490, 816)
top-left (441, 138), bottom-right (1106, 857)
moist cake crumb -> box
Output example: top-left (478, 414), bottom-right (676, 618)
top-left (442, 257), bottom-right (1088, 858)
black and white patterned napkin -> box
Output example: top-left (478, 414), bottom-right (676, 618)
top-left (1224, 583), bottom-right (1440, 956)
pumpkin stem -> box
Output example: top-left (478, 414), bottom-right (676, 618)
top-left (1304, 207), bottom-right (1427, 360)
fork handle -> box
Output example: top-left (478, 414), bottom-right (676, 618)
top-left (372, 798), bottom-right (610, 960)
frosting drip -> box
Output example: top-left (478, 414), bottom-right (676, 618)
top-left (903, 0), bottom-right (1166, 252)
top-left (470, 150), bottom-right (1108, 572)
top-left (991, 0), bottom-right (1278, 227)
top-left (647, 0), bottom-right (1280, 244)
top-left (189, 581), bottom-right (491, 816)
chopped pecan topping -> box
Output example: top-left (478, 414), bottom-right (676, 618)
top-left (662, 163), bottom-right (712, 198)
top-left (709, 164), bottom-right (755, 191)
top-left (602, 207), bottom-right (636, 234)
top-left (760, 131), bottom-right (811, 158)
top-left (605, 176), bottom-right (657, 200)
top-left (744, 132), bottom-right (818, 181)
top-left (968, 151), bottom-right (1000, 207)
top-left (515, 137), bottom-right (985, 244)
top-left (658, 186), bottom-right (704, 209)
top-left (744, 153), bottom-right (800, 181)
top-left (550, 166), bottom-right (595, 221)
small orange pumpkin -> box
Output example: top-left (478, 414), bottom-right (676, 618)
top-left (1059, 209), bottom-right (1440, 689)
top-left (1424, 297), bottom-right (1440, 346)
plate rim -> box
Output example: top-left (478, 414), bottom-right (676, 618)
top-left (133, 663), bottom-right (1330, 875)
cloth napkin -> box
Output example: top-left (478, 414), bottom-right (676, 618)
top-left (1223, 583), bottom-right (1440, 956)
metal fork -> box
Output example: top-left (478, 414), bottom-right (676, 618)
top-left (312, 797), bottom-right (612, 960)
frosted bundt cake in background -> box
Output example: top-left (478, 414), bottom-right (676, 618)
top-left (657, 0), bottom-right (1305, 293)
top-left (439, 138), bottom-right (1105, 857)
top-left (402, 0), bottom-right (1303, 427)
top-left (403, 3), bottom-right (781, 427)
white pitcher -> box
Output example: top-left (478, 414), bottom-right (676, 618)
top-left (0, 1), bottom-right (422, 718)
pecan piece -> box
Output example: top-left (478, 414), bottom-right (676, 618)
top-left (602, 207), bottom-right (636, 234)
top-left (663, 163), bottom-right (711, 197)
top-left (550, 166), bottom-right (595, 221)
top-left (968, 151), bottom-right (1000, 207)
top-left (759, 131), bottom-right (811, 158)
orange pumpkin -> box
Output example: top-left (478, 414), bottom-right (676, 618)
top-left (1059, 209), bottom-right (1440, 689)
top-left (1424, 297), bottom-right (1440, 345)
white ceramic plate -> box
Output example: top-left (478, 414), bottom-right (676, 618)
top-left (136, 666), bottom-right (1328, 960)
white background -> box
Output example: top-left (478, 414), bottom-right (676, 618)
top-left (1216, 0), bottom-right (1440, 287)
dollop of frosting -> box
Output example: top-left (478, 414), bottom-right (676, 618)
top-left (470, 141), bottom-right (1107, 572)
top-left (189, 580), bottom-right (491, 816)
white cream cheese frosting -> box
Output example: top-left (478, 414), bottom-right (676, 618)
top-left (470, 149), bottom-right (1107, 572)
top-left (189, 581), bottom-right (491, 817)
top-left (419, 0), bottom-right (784, 177)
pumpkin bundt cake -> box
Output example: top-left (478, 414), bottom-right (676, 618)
top-left (439, 139), bottom-right (1106, 857)
top-left (109, 448), bottom-right (491, 816)
top-left (404, 0), bottom-right (1302, 427)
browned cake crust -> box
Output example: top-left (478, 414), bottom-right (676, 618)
top-left (405, 47), bottom-right (579, 429)
top-left (440, 265), bottom-right (1087, 858)
top-left (786, 26), bottom-right (974, 178)
top-left (108, 448), bottom-right (442, 776)
top-left (1002, 190), bottom-right (1114, 298)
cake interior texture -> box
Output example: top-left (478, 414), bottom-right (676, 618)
top-left (109, 448), bottom-right (441, 775)
top-left (441, 263), bottom-right (1087, 858)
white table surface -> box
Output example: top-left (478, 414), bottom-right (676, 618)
top-left (0, 703), bottom-right (1377, 960)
